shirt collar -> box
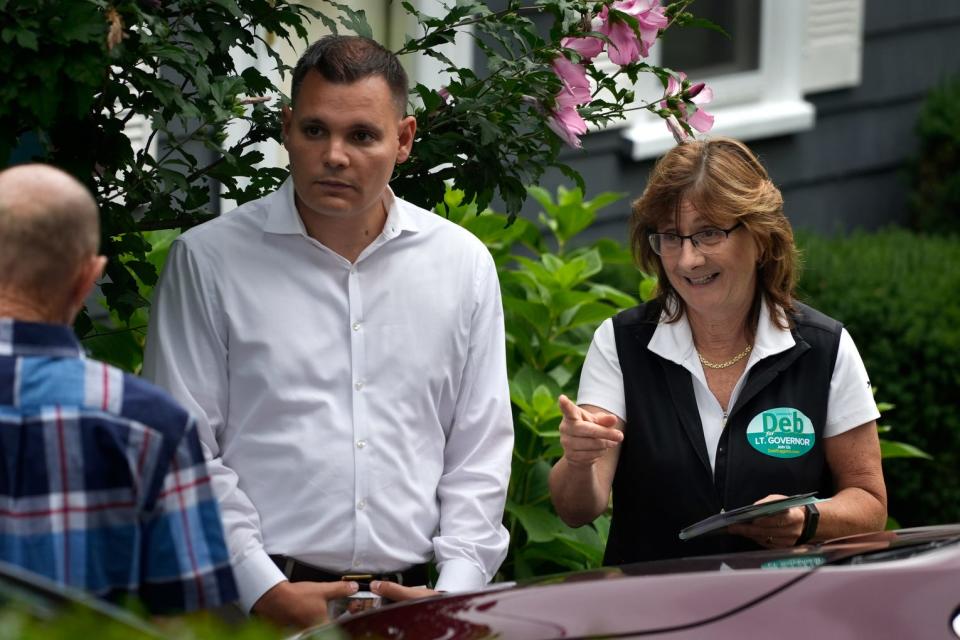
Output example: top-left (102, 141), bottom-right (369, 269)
top-left (648, 297), bottom-right (795, 368)
top-left (263, 178), bottom-right (420, 239)
top-left (0, 318), bottom-right (83, 358)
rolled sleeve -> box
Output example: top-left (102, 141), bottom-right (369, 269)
top-left (232, 548), bottom-right (287, 612)
top-left (434, 558), bottom-right (487, 592)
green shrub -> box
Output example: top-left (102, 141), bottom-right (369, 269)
top-left (907, 76), bottom-right (960, 234)
top-left (0, 605), bottom-right (299, 640)
top-left (797, 228), bottom-right (960, 526)
top-left (441, 186), bottom-right (655, 579)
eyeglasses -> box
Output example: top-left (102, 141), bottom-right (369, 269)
top-left (648, 222), bottom-right (743, 256)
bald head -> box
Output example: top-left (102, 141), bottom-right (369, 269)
top-left (0, 164), bottom-right (102, 318)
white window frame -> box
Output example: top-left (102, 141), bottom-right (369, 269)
top-left (622, 0), bottom-right (816, 160)
top-left (618, 0), bottom-right (865, 159)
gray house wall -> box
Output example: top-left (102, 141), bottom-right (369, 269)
top-left (541, 0), bottom-right (960, 243)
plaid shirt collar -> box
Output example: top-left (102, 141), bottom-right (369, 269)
top-left (0, 318), bottom-right (84, 358)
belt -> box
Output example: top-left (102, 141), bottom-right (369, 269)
top-left (269, 555), bottom-right (430, 589)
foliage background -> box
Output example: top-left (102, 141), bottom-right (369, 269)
top-left (0, 0), bottom-right (696, 585)
top-left (441, 186), bottom-right (656, 577)
top-left (1, 0), bottom-right (705, 346)
top-left (797, 228), bottom-right (958, 527)
top-left (906, 75), bottom-right (960, 235)
top-left (0, 0), bottom-right (952, 628)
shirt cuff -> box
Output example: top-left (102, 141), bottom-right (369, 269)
top-left (433, 558), bottom-right (487, 593)
top-left (233, 547), bottom-right (287, 613)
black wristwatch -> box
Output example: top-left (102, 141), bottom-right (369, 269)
top-left (796, 502), bottom-right (820, 544)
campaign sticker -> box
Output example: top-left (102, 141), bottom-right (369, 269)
top-left (746, 407), bottom-right (815, 458)
top-left (761, 555), bottom-right (826, 570)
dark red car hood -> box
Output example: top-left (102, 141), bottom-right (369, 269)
top-left (315, 525), bottom-right (960, 640)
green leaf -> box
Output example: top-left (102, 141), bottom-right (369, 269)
top-left (531, 384), bottom-right (561, 423)
top-left (323, 1), bottom-right (374, 39)
top-left (474, 115), bottom-right (501, 146)
top-left (552, 250), bottom-right (602, 289)
top-left (81, 323), bottom-right (146, 373)
top-left (593, 513), bottom-right (611, 546)
top-left (123, 260), bottom-right (158, 287)
top-left (144, 229), bottom-right (180, 273)
top-left (510, 365), bottom-right (560, 413)
top-left (562, 302), bottom-right (617, 332)
top-left (880, 439), bottom-right (933, 460)
top-left (207, 0), bottom-right (243, 19)
top-left (524, 460), bottom-right (553, 503)
top-left (520, 542), bottom-right (590, 572)
top-left (639, 276), bottom-right (658, 302)
top-left (680, 16), bottom-right (731, 39)
top-left (506, 502), bottom-right (566, 543)
top-left (180, 30), bottom-right (215, 58)
top-left (60, 8), bottom-right (106, 43)
top-left (504, 296), bottom-right (551, 338)
top-left (14, 29), bottom-right (38, 51)
top-left (589, 283), bottom-right (637, 309)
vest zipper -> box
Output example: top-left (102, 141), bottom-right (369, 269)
top-left (719, 410), bottom-right (729, 512)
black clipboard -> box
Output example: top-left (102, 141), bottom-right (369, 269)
top-left (679, 492), bottom-right (827, 541)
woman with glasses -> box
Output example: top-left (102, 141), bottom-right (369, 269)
top-left (549, 137), bottom-right (887, 564)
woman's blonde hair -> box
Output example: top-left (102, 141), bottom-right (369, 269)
top-left (629, 136), bottom-right (798, 333)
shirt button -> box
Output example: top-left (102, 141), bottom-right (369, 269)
top-left (356, 439), bottom-right (367, 449)
top-left (354, 381), bottom-right (364, 391)
top-left (357, 500), bottom-right (366, 510)
top-left (353, 560), bottom-right (361, 568)
top-left (352, 322), bottom-right (361, 331)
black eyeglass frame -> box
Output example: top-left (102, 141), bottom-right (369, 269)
top-left (647, 221), bottom-right (743, 256)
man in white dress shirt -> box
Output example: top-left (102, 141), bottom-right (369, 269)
top-left (143, 35), bottom-right (513, 629)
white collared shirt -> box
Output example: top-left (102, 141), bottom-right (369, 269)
top-left (143, 179), bottom-right (513, 611)
top-left (578, 300), bottom-right (879, 471)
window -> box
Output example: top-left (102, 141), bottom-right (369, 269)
top-left (621, 0), bottom-right (864, 160)
top-left (660, 0), bottom-right (761, 79)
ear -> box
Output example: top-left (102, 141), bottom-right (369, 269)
top-left (281, 105), bottom-right (294, 145)
top-left (65, 255), bottom-right (107, 323)
top-left (395, 115), bottom-right (417, 164)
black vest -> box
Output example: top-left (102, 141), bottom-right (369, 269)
top-left (603, 301), bottom-right (842, 566)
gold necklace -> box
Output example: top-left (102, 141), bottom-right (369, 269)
top-left (698, 344), bottom-right (752, 369)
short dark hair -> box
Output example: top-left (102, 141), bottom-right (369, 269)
top-left (291, 35), bottom-right (409, 114)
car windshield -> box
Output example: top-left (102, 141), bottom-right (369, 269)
top-left (836, 537), bottom-right (960, 566)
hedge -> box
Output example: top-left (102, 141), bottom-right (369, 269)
top-left (797, 228), bottom-right (960, 526)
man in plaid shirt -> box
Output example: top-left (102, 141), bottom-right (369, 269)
top-left (0, 164), bottom-right (237, 613)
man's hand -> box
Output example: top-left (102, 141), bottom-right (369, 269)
top-left (370, 580), bottom-right (438, 602)
top-left (252, 579), bottom-right (358, 629)
top-left (558, 394), bottom-right (623, 468)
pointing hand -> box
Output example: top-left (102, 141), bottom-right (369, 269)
top-left (557, 394), bottom-right (623, 468)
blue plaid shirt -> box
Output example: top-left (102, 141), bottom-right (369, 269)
top-left (0, 318), bottom-right (237, 613)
